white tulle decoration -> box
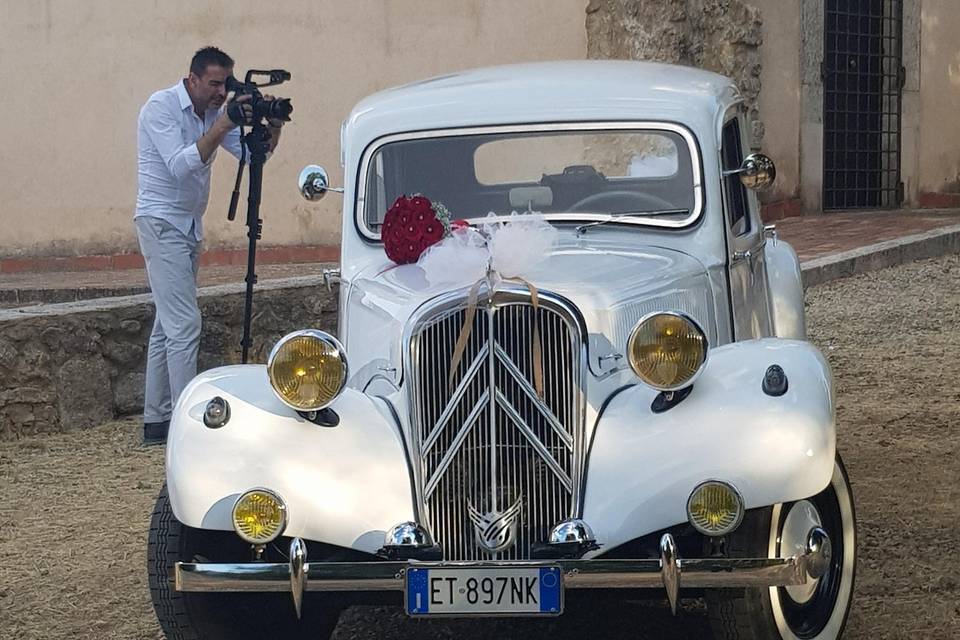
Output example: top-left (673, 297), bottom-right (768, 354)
top-left (485, 214), bottom-right (558, 279)
top-left (418, 227), bottom-right (489, 286)
top-left (417, 213), bottom-right (558, 287)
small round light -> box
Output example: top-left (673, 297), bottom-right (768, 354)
top-left (627, 312), bottom-right (707, 391)
top-left (267, 330), bottom-right (348, 411)
top-left (687, 481), bottom-right (744, 536)
top-left (232, 489), bottom-right (287, 544)
top-left (203, 396), bottom-right (230, 428)
top-left (384, 522), bottom-right (434, 548)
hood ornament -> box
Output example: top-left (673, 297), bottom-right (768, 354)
top-left (468, 495), bottom-right (523, 554)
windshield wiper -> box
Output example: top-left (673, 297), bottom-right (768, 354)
top-left (574, 208), bottom-right (690, 236)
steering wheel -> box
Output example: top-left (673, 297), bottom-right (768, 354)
top-left (569, 190), bottom-right (676, 214)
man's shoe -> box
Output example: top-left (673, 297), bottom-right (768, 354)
top-left (143, 420), bottom-right (170, 446)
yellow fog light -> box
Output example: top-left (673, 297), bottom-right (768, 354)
top-left (232, 489), bottom-right (287, 544)
top-left (686, 481), bottom-right (744, 536)
top-left (627, 312), bottom-right (707, 391)
top-left (267, 330), bottom-right (348, 411)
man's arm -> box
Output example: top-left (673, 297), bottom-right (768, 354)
top-left (196, 115), bottom-right (237, 164)
top-left (199, 95), bottom-right (252, 162)
top-left (141, 98), bottom-right (246, 177)
top-left (140, 101), bottom-right (208, 180)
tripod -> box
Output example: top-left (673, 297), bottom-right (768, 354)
top-left (227, 122), bottom-right (272, 364)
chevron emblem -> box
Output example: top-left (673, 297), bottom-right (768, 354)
top-left (467, 494), bottom-right (524, 554)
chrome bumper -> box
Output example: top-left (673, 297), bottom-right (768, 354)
top-left (175, 530), bottom-right (831, 618)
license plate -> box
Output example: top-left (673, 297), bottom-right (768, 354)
top-left (405, 566), bottom-right (562, 616)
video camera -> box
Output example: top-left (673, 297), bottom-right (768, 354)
top-left (226, 69), bottom-right (293, 124)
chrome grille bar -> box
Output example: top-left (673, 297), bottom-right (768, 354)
top-left (421, 345), bottom-right (489, 455)
top-left (495, 390), bottom-right (573, 492)
top-left (406, 288), bottom-right (585, 561)
top-left (423, 389), bottom-right (489, 500)
top-left (494, 344), bottom-right (573, 449)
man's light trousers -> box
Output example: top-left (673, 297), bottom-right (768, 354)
top-left (135, 216), bottom-right (202, 423)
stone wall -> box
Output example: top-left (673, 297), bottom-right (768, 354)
top-left (585, 0), bottom-right (764, 146)
top-left (0, 278), bottom-right (336, 439)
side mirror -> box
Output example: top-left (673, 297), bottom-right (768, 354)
top-left (298, 165), bottom-right (343, 201)
top-left (737, 153), bottom-right (776, 191)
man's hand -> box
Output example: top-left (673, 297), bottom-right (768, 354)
top-left (197, 95), bottom-right (252, 163)
top-left (225, 94), bottom-right (254, 127)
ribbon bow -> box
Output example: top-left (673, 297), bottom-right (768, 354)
top-left (447, 272), bottom-right (545, 400)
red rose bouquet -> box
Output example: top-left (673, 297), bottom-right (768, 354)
top-left (381, 194), bottom-right (466, 264)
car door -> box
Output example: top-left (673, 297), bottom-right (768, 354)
top-left (721, 114), bottom-right (772, 341)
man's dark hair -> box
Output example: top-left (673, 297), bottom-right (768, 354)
top-left (190, 46), bottom-right (234, 77)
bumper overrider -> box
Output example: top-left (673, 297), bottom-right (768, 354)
top-left (175, 528), bottom-right (833, 618)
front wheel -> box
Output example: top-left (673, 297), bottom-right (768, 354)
top-left (707, 454), bottom-right (857, 639)
top-left (147, 484), bottom-right (342, 640)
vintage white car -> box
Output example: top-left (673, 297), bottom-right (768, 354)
top-left (148, 61), bottom-right (856, 640)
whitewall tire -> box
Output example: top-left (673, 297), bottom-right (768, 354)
top-left (707, 455), bottom-right (856, 640)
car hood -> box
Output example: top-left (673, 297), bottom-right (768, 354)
top-left (344, 238), bottom-right (718, 379)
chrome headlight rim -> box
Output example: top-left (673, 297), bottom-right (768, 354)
top-left (685, 479), bottom-right (745, 537)
top-left (231, 487), bottom-right (288, 545)
top-left (267, 329), bottom-right (349, 412)
top-left (626, 310), bottom-right (708, 392)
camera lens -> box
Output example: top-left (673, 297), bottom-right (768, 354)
top-left (266, 98), bottom-right (293, 122)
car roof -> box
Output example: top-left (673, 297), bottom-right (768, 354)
top-left (344, 60), bottom-right (742, 150)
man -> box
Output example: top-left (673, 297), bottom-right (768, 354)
top-left (135, 47), bottom-right (283, 445)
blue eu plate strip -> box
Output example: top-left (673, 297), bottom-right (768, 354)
top-left (407, 568), bottom-right (429, 614)
top-left (539, 567), bottom-right (561, 613)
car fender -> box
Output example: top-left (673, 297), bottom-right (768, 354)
top-left (166, 365), bottom-right (415, 554)
top-left (765, 238), bottom-right (806, 339)
top-left (582, 339), bottom-right (834, 555)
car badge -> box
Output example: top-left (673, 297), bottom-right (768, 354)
top-left (468, 494), bottom-right (523, 554)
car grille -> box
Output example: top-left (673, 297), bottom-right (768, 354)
top-left (408, 290), bottom-right (584, 560)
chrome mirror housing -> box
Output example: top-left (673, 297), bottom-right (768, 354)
top-left (298, 165), bottom-right (343, 201)
top-left (737, 153), bottom-right (777, 191)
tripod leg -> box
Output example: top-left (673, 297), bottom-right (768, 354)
top-left (240, 135), bottom-right (266, 364)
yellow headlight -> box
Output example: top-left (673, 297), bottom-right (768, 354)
top-left (267, 330), bottom-right (347, 411)
top-left (687, 481), bottom-right (744, 536)
top-left (232, 489), bottom-right (287, 544)
top-left (626, 312), bottom-right (707, 391)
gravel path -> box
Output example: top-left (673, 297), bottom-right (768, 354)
top-left (2, 254), bottom-right (959, 639)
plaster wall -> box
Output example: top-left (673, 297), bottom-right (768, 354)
top-left (0, 0), bottom-right (587, 258)
top-left (901, 0), bottom-right (922, 206)
top-left (918, 0), bottom-right (960, 197)
top-left (751, 0), bottom-right (802, 206)
top-left (799, 0), bottom-right (824, 213)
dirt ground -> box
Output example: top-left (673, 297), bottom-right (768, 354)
top-left (1, 254), bottom-right (959, 640)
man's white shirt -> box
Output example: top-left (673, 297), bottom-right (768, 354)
top-left (135, 80), bottom-right (242, 241)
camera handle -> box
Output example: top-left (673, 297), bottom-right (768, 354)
top-left (227, 135), bottom-right (246, 222)
top-left (232, 122), bottom-right (272, 364)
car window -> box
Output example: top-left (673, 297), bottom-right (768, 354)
top-left (361, 127), bottom-right (697, 232)
top-left (721, 119), bottom-right (750, 236)
top-left (474, 133), bottom-right (679, 184)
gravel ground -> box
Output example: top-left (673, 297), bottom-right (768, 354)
top-left (2, 254), bottom-right (959, 639)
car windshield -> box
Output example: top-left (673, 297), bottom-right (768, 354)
top-left (360, 125), bottom-right (701, 235)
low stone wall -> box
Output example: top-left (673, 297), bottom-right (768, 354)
top-left (0, 277), bottom-right (336, 439)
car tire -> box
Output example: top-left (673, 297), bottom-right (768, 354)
top-left (706, 454), bottom-right (856, 640)
top-left (147, 484), bottom-right (342, 640)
